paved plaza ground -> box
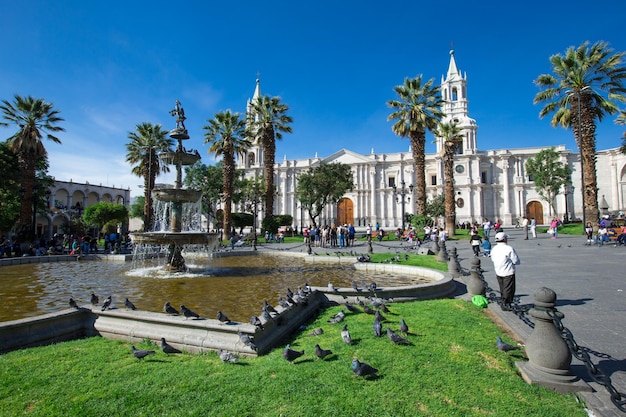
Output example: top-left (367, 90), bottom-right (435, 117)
top-left (258, 227), bottom-right (625, 417)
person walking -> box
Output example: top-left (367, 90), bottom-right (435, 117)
top-left (522, 216), bottom-right (529, 240)
top-left (530, 217), bottom-right (537, 239)
top-left (490, 232), bottom-right (521, 311)
top-left (469, 230), bottom-right (482, 256)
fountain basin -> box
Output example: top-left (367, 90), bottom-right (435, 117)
top-left (130, 231), bottom-right (218, 246)
top-left (152, 188), bottom-right (202, 203)
top-left (159, 150), bottom-right (200, 166)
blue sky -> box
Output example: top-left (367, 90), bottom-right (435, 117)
top-left (2, 1), bottom-right (625, 197)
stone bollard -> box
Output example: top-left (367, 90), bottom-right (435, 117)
top-left (448, 247), bottom-right (459, 278)
top-left (437, 241), bottom-right (448, 263)
top-left (368, 240), bottom-right (373, 254)
top-left (467, 257), bottom-right (485, 296)
top-left (307, 240), bottom-right (312, 255)
top-left (433, 239), bottom-right (440, 254)
top-left (516, 287), bottom-right (591, 393)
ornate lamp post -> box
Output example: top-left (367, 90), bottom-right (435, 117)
top-left (251, 193), bottom-right (259, 251)
top-left (393, 180), bottom-right (413, 231)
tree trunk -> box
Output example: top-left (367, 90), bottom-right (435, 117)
top-left (579, 98), bottom-right (599, 226)
top-left (263, 129), bottom-right (276, 220)
top-left (410, 131), bottom-right (427, 216)
top-left (443, 144), bottom-right (456, 237)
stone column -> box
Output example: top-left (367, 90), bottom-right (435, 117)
top-left (516, 287), bottom-right (591, 393)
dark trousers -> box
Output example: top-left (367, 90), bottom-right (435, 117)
top-left (497, 274), bottom-right (516, 304)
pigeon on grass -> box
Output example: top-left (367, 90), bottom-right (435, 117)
top-left (496, 336), bottom-right (520, 352)
top-left (131, 345), bottom-right (156, 360)
top-left (315, 344), bottom-right (332, 360)
top-left (161, 338), bottom-right (182, 354)
top-left (283, 344), bottom-right (305, 364)
top-left (387, 327), bottom-right (411, 345)
top-left (351, 358), bottom-right (378, 379)
top-left (219, 349), bottom-right (239, 363)
top-left (341, 324), bottom-right (352, 345)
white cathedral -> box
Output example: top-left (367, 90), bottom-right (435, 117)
top-left (238, 51), bottom-right (626, 229)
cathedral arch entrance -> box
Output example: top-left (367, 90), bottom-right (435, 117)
top-left (526, 201), bottom-right (544, 225)
top-left (337, 198), bottom-right (354, 226)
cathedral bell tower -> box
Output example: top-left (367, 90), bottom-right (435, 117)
top-left (238, 78), bottom-right (264, 169)
top-left (437, 50), bottom-right (478, 155)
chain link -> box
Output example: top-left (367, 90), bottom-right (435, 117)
top-left (548, 309), bottom-right (626, 413)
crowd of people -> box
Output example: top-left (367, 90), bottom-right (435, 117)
top-left (0, 232), bottom-right (132, 258)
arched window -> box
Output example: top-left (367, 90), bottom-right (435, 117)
top-left (247, 152), bottom-right (255, 168)
top-left (451, 87), bottom-right (458, 101)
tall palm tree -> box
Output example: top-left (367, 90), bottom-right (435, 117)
top-left (617, 110), bottom-right (626, 154)
top-left (248, 95), bottom-right (293, 223)
top-left (203, 110), bottom-right (252, 235)
top-left (435, 121), bottom-right (464, 237)
top-left (388, 76), bottom-right (444, 216)
top-left (0, 95), bottom-right (64, 236)
top-left (534, 41), bottom-right (626, 226)
top-left (125, 122), bottom-right (173, 231)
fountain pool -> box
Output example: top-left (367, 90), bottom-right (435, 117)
top-left (0, 254), bottom-right (436, 323)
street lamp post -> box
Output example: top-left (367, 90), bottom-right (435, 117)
top-left (393, 180), bottom-right (414, 231)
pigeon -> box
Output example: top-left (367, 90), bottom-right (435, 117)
top-left (341, 324), bottom-right (352, 345)
top-left (283, 344), bottom-right (305, 364)
top-left (238, 331), bottom-right (257, 351)
top-left (160, 337), bottom-right (182, 354)
top-left (351, 281), bottom-right (360, 292)
top-left (496, 336), bottom-right (520, 352)
top-left (379, 303), bottom-right (390, 314)
top-left (131, 345), bottom-right (156, 360)
top-left (250, 315), bottom-right (264, 330)
top-left (344, 301), bottom-right (359, 313)
top-left (286, 288), bottom-right (294, 298)
top-left (219, 349), bottom-right (239, 363)
top-left (101, 296), bottom-right (112, 311)
top-left (278, 297), bottom-right (291, 309)
top-left (328, 310), bottom-right (346, 324)
top-left (315, 344), bottom-right (332, 360)
top-left (351, 358), bottom-right (378, 379)
top-left (261, 308), bottom-right (275, 324)
top-left (374, 310), bottom-right (387, 322)
top-left (164, 302), bottom-right (179, 315)
top-left (90, 293), bottom-right (99, 305)
top-left (368, 282), bottom-right (377, 292)
top-left (217, 310), bottom-right (232, 324)
top-left (263, 300), bottom-right (278, 315)
top-left (387, 327), bottom-right (411, 345)
top-left (363, 305), bottom-right (375, 315)
top-left (373, 316), bottom-right (382, 338)
top-left (360, 280), bottom-right (369, 291)
top-left (399, 318), bottom-right (409, 335)
top-left (124, 298), bottom-right (136, 310)
top-left (69, 298), bottom-right (78, 309)
top-left (307, 327), bottom-right (324, 336)
top-left (180, 305), bottom-right (200, 320)
top-left (328, 282), bottom-right (337, 291)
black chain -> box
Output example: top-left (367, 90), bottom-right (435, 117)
top-left (547, 309), bottom-right (626, 413)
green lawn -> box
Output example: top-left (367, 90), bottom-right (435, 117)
top-left (0, 300), bottom-right (587, 416)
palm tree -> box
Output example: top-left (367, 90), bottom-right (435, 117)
top-left (435, 121), bottom-right (464, 237)
top-left (388, 76), bottom-right (444, 216)
top-left (534, 41), bottom-right (626, 226)
top-left (617, 110), bottom-right (626, 154)
top-left (125, 123), bottom-right (174, 231)
top-left (248, 95), bottom-right (293, 224)
top-left (203, 110), bottom-right (252, 235)
top-left (1, 95), bottom-right (64, 237)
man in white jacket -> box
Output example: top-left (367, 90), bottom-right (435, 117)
top-left (490, 232), bottom-right (521, 311)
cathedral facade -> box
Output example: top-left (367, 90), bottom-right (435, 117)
top-left (239, 52), bottom-right (626, 229)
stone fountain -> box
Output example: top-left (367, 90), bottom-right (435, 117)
top-left (130, 100), bottom-right (218, 272)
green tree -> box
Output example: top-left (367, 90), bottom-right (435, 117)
top-left (130, 196), bottom-right (145, 221)
top-left (203, 110), bottom-right (252, 234)
top-left (125, 123), bottom-right (174, 232)
top-left (295, 163), bottom-right (354, 229)
top-left (388, 76), bottom-right (444, 216)
top-left (0, 142), bottom-right (21, 233)
top-left (617, 110), bottom-right (626, 154)
top-left (0, 95), bottom-right (64, 237)
top-left (184, 162), bottom-right (225, 229)
top-left (83, 202), bottom-right (129, 234)
top-left (247, 95), bottom-right (293, 223)
top-left (435, 121), bottom-right (463, 237)
top-left (525, 148), bottom-right (572, 216)
top-left (534, 41), bottom-right (626, 226)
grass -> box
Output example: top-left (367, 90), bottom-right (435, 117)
top-left (536, 222), bottom-right (584, 236)
top-left (0, 300), bottom-right (587, 417)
